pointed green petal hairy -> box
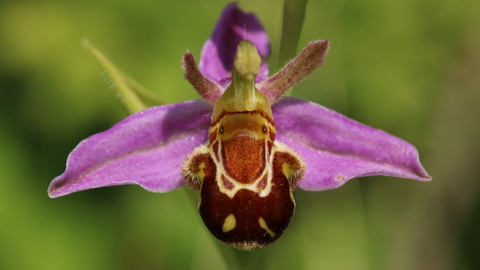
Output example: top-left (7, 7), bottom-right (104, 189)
top-left (257, 40), bottom-right (329, 104)
top-left (82, 39), bottom-right (165, 114)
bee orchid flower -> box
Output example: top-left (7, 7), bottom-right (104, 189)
top-left (48, 3), bottom-right (430, 250)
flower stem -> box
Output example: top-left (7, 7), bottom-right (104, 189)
top-left (277, 0), bottom-right (308, 70)
top-left (214, 243), bottom-right (269, 270)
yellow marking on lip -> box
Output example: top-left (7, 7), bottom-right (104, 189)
top-left (258, 217), bottom-right (276, 238)
top-left (282, 163), bottom-right (293, 179)
top-left (197, 162), bottom-right (206, 180)
top-left (222, 214), bottom-right (237, 233)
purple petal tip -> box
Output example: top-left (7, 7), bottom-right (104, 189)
top-left (272, 97), bottom-right (431, 191)
top-left (199, 3), bottom-right (271, 84)
top-left (48, 100), bottom-right (213, 198)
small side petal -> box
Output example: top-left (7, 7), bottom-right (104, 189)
top-left (48, 100), bottom-right (213, 198)
top-left (272, 97), bottom-right (431, 191)
top-left (258, 40), bottom-right (329, 104)
top-left (182, 51), bottom-right (225, 104)
top-left (200, 3), bottom-right (271, 85)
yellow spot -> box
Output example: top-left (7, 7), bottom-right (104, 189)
top-left (197, 162), bottom-right (206, 180)
top-left (222, 214), bottom-right (236, 233)
top-left (258, 217), bottom-right (276, 238)
top-left (282, 163), bottom-right (293, 179)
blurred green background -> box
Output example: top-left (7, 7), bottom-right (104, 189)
top-left (1, 0), bottom-right (479, 269)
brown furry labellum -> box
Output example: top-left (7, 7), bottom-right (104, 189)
top-left (182, 41), bottom-right (305, 250)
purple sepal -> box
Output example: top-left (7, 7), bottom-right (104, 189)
top-left (272, 97), bottom-right (431, 191)
top-left (48, 100), bottom-right (213, 198)
top-left (200, 3), bottom-right (271, 86)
